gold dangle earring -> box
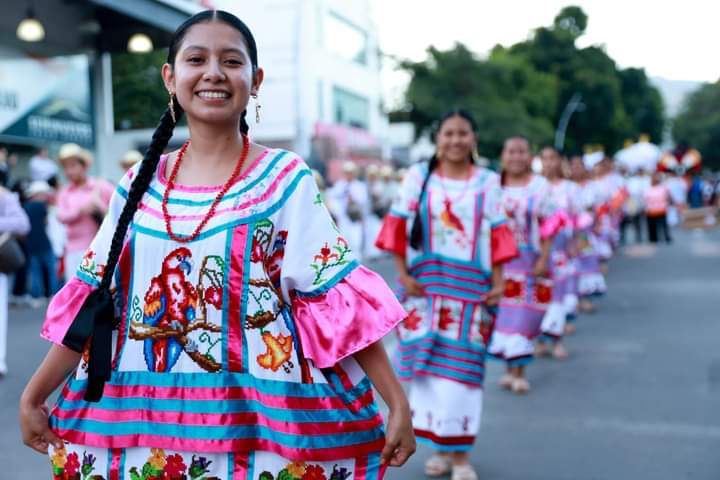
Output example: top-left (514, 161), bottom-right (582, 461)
top-left (252, 93), bottom-right (261, 123)
top-left (168, 92), bottom-right (177, 124)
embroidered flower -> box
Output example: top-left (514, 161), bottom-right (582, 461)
top-left (81, 451), bottom-right (97, 477)
top-left (504, 278), bottom-right (522, 298)
top-left (302, 464), bottom-right (328, 480)
top-left (204, 285), bottom-right (223, 309)
top-left (251, 236), bottom-right (265, 263)
top-left (438, 306), bottom-right (456, 331)
top-left (50, 444), bottom-right (67, 469)
top-left (163, 453), bottom-right (186, 478)
top-left (402, 308), bottom-right (422, 331)
top-left (148, 448), bottom-right (166, 470)
top-left (189, 455), bottom-right (212, 478)
top-left (286, 461), bottom-right (307, 477)
top-left (65, 452), bottom-right (80, 476)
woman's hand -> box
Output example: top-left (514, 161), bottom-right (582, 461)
top-left (381, 403), bottom-right (416, 467)
top-left (534, 257), bottom-right (549, 277)
top-left (19, 401), bottom-right (62, 454)
top-left (399, 273), bottom-right (425, 297)
top-left (485, 283), bottom-right (505, 307)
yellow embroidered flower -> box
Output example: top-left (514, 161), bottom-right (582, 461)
top-left (286, 461), bottom-right (307, 477)
top-left (50, 444), bottom-right (67, 468)
top-left (148, 448), bottom-right (166, 470)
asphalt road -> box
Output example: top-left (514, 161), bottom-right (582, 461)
top-left (3, 228), bottom-right (719, 479)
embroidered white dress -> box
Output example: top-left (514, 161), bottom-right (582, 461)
top-left (41, 149), bottom-right (406, 480)
top-left (375, 163), bottom-right (517, 453)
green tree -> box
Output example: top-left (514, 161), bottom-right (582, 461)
top-left (618, 67), bottom-right (665, 142)
top-left (111, 50), bottom-right (169, 130)
top-left (673, 82), bottom-right (720, 170)
top-left (398, 43), bottom-right (557, 158)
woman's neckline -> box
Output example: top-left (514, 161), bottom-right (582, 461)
top-left (157, 147), bottom-right (271, 193)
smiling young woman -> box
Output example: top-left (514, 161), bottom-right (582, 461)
top-left (20, 10), bottom-right (414, 479)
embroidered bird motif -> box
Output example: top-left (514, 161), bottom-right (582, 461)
top-left (142, 247), bottom-right (198, 372)
top-left (439, 199), bottom-right (465, 234)
top-left (256, 331), bottom-right (293, 372)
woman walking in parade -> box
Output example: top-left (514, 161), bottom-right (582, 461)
top-left (20, 10), bottom-right (415, 479)
top-left (569, 156), bottom-right (607, 315)
top-left (488, 137), bottom-right (558, 394)
top-left (535, 147), bottom-right (578, 359)
top-left (376, 110), bottom-right (517, 480)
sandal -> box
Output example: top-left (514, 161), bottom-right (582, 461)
top-left (511, 377), bottom-right (531, 394)
top-left (425, 454), bottom-right (452, 477)
top-left (552, 344), bottom-right (569, 360)
top-left (499, 373), bottom-right (514, 390)
top-left (451, 463), bottom-right (479, 480)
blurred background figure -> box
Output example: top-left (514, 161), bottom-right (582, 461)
top-left (644, 172), bottom-right (673, 243)
top-left (119, 149), bottom-right (143, 173)
top-left (664, 171), bottom-right (688, 228)
top-left (621, 168), bottom-right (650, 244)
top-left (328, 161), bottom-right (368, 257)
top-left (364, 164), bottom-right (384, 259)
top-left (28, 147), bottom-right (58, 184)
top-left (55, 144), bottom-right (113, 282)
top-left (0, 185), bottom-right (30, 377)
top-left (21, 181), bottom-right (58, 306)
top-left (0, 147), bottom-right (11, 187)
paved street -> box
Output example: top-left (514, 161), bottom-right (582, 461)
top-left (3, 228), bottom-right (720, 479)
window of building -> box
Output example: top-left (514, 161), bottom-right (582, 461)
top-left (324, 12), bottom-right (368, 65)
top-left (333, 86), bottom-right (369, 129)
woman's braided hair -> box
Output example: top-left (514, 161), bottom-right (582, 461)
top-left (408, 109), bottom-right (478, 250)
top-left (98, 10), bottom-right (259, 292)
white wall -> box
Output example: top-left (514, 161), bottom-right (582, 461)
top-left (210, 0), bottom-right (385, 157)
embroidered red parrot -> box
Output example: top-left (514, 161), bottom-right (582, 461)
top-left (142, 247), bottom-right (198, 372)
top-left (439, 199), bottom-right (465, 234)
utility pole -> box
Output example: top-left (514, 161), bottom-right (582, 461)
top-left (555, 93), bottom-right (584, 151)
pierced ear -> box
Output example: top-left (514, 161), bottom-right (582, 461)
top-left (161, 63), bottom-right (176, 92)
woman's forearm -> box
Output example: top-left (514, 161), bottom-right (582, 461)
top-left (392, 253), bottom-right (408, 277)
top-left (20, 345), bottom-right (81, 407)
top-left (353, 340), bottom-right (409, 411)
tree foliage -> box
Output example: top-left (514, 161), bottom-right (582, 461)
top-left (397, 5), bottom-right (665, 158)
top-left (673, 82), bottom-right (720, 170)
top-left (111, 50), bottom-right (169, 130)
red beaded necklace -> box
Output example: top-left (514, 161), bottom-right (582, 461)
top-left (162, 134), bottom-right (250, 243)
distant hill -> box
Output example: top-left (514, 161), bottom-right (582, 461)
top-left (650, 77), bottom-right (703, 118)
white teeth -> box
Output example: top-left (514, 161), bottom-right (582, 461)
top-left (197, 91), bottom-right (229, 99)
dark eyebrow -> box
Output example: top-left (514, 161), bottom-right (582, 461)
top-left (183, 46), bottom-right (247, 57)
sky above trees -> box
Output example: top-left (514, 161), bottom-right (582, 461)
top-left (370, 0), bottom-right (719, 107)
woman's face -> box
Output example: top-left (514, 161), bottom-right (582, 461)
top-left (162, 21), bottom-right (264, 127)
top-left (436, 115), bottom-right (476, 166)
top-left (62, 157), bottom-right (87, 184)
top-left (502, 138), bottom-right (531, 176)
top-left (569, 157), bottom-right (586, 179)
top-left (540, 147), bottom-right (562, 177)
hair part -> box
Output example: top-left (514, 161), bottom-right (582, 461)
top-left (99, 10), bottom-right (258, 292)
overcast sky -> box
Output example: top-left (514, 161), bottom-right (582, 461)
top-left (369, 0), bottom-right (719, 106)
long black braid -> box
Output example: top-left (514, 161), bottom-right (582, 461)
top-left (98, 10), bottom-right (259, 291)
top-left (408, 109), bottom-right (479, 250)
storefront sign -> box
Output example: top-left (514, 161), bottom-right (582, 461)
top-left (0, 54), bottom-right (93, 146)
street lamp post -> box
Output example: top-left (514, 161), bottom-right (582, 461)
top-left (554, 92), bottom-right (584, 151)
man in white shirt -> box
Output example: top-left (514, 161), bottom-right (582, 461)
top-left (28, 147), bottom-right (58, 183)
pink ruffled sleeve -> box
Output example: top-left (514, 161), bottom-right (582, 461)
top-left (291, 265), bottom-right (407, 368)
top-left (539, 210), bottom-right (570, 239)
top-left (375, 214), bottom-right (407, 257)
top-left (41, 278), bottom-right (94, 345)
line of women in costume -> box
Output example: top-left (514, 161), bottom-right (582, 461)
top-left (375, 110), bottom-right (626, 480)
